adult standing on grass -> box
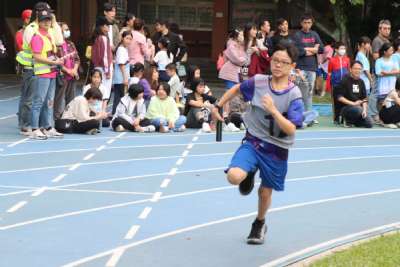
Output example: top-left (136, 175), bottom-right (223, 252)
top-left (212, 43), bottom-right (304, 245)
top-left (293, 13), bottom-right (324, 112)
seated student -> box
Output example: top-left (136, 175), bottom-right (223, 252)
top-left (184, 78), bottom-right (217, 132)
top-left (379, 77), bottom-right (400, 128)
top-left (146, 82), bottom-right (187, 133)
top-left (83, 69), bottom-right (111, 127)
top-left (226, 95), bottom-right (248, 131)
top-left (186, 65), bottom-right (212, 96)
top-left (129, 62), bottom-right (145, 86)
top-left (166, 63), bottom-right (182, 103)
top-left (335, 60), bottom-right (373, 128)
top-left (112, 84), bottom-right (155, 132)
top-left (55, 88), bottom-right (108, 134)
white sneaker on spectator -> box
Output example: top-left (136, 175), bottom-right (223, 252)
top-left (224, 122), bottom-right (240, 132)
top-left (31, 129), bottom-right (47, 140)
top-left (202, 122), bottom-right (212, 133)
top-left (396, 122), bottom-right (400, 128)
top-left (115, 125), bottom-right (125, 132)
top-left (43, 128), bottom-right (64, 138)
top-left (384, 123), bottom-right (398, 129)
top-left (142, 125), bottom-right (156, 132)
top-left (86, 128), bottom-right (98, 135)
top-left (240, 123), bottom-right (246, 130)
top-left (175, 125), bottom-right (186, 132)
top-left (20, 128), bottom-right (32, 136)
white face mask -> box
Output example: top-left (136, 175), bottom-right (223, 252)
top-left (63, 30), bottom-right (71, 39)
top-left (89, 101), bottom-right (102, 113)
top-left (338, 48), bottom-right (346, 56)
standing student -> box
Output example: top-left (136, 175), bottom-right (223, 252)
top-left (269, 18), bottom-right (294, 54)
top-left (54, 22), bottom-right (80, 119)
top-left (128, 18), bottom-right (151, 65)
top-left (375, 43), bottom-right (399, 101)
top-left (56, 88), bottom-right (107, 134)
top-left (15, 9), bottom-right (32, 52)
top-left (212, 43), bottom-right (304, 245)
top-left (146, 83), bottom-right (186, 132)
top-left (91, 16), bottom-right (113, 105)
top-left (30, 10), bottom-right (64, 139)
top-left (355, 37), bottom-right (373, 96)
top-left (103, 2), bottom-right (120, 51)
top-left (153, 37), bottom-right (174, 82)
top-left (112, 30), bottom-right (133, 114)
top-left (112, 84), bottom-right (155, 132)
top-left (328, 42), bottom-right (350, 90)
top-left (120, 13), bottom-right (135, 35)
top-left (293, 13), bottom-right (324, 111)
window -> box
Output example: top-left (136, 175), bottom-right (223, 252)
top-left (138, 0), bottom-right (213, 30)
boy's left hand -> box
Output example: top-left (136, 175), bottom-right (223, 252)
top-left (262, 94), bottom-right (277, 114)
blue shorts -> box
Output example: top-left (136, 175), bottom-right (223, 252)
top-left (227, 141), bottom-right (288, 191)
top-left (224, 80), bottom-right (238, 90)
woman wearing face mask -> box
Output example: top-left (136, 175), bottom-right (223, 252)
top-left (55, 88), bottom-right (108, 134)
top-left (328, 41), bottom-right (350, 90)
top-left (54, 22), bottom-right (81, 120)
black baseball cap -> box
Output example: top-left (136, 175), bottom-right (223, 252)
top-left (34, 2), bottom-right (54, 13)
top-left (38, 10), bottom-right (52, 21)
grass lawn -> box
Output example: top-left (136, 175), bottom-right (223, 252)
top-left (311, 232), bottom-right (400, 267)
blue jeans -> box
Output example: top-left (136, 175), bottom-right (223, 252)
top-left (31, 77), bottom-right (56, 129)
top-left (18, 69), bottom-right (37, 129)
top-left (224, 80), bottom-right (237, 90)
top-left (300, 70), bottom-right (316, 111)
top-left (368, 76), bottom-right (378, 117)
top-left (150, 115), bottom-right (187, 131)
top-left (303, 110), bottom-right (319, 126)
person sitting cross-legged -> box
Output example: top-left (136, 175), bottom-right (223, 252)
top-left (335, 60), bottom-right (373, 128)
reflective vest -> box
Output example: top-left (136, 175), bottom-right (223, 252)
top-left (33, 30), bottom-right (57, 75)
top-left (15, 23), bottom-right (39, 68)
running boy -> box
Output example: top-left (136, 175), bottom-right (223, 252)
top-left (213, 43), bottom-right (304, 245)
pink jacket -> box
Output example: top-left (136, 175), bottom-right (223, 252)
top-left (218, 39), bottom-right (247, 83)
top-left (128, 30), bottom-right (150, 65)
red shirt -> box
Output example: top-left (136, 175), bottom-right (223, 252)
top-left (15, 30), bottom-right (24, 52)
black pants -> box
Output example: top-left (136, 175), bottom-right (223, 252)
top-left (112, 117), bottom-right (151, 131)
top-left (55, 119), bottom-right (99, 134)
top-left (112, 84), bottom-right (125, 115)
top-left (341, 106), bottom-right (373, 128)
top-left (228, 112), bottom-right (243, 128)
top-left (379, 105), bottom-right (400, 124)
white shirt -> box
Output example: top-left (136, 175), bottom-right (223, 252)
top-left (168, 74), bottom-right (181, 98)
top-left (154, 50), bottom-right (174, 71)
top-left (129, 77), bottom-right (140, 86)
top-left (83, 84), bottom-right (108, 101)
top-left (62, 96), bottom-right (91, 122)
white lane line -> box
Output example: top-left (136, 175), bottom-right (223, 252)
top-left (6, 201), bottom-right (28, 213)
top-left (151, 192), bottom-right (163, 202)
top-left (31, 187), bottom-right (47, 197)
top-left (169, 168), bottom-right (178, 176)
top-left (105, 248), bottom-right (125, 267)
top-left (260, 222), bottom-right (400, 267)
top-left (0, 85), bottom-right (19, 91)
top-left (187, 143), bottom-right (194, 149)
top-left (52, 173), bottom-right (67, 183)
top-left (83, 153), bottom-right (95, 161)
top-left (7, 138), bottom-right (29, 148)
top-left (0, 96), bottom-right (20, 102)
top-left (0, 114), bottom-right (17, 120)
top-left (176, 158), bottom-right (184, 166)
top-left (116, 132), bottom-right (126, 138)
top-left (160, 179), bottom-right (171, 188)
top-left (60, 188), bottom-right (400, 267)
top-left (96, 145), bottom-right (106, 152)
top-left (69, 163), bottom-right (81, 171)
top-left (124, 225), bottom-right (140, 240)
top-left (0, 190), bottom-right (35, 197)
top-left (138, 207), bottom-right (152, 220)
top-left (182, 150), bottom-right (189, 157)
top-left (107, 139), bottom-right (116, 145)
top-left (192, 136), bottom-right (199, 142)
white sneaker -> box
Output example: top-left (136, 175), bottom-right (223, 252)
top-left (202, 122), bottom-right (212, 133)
top-left (43, 128), bottom-right (64, 138)
top-left (396, 122), bottom-right (400, 128)
top-left (142, 125), bottom-right (156, 132)
top-left (31, 129), bottom-right (47, 140)
top-left (175, 125), bottom-right (186, 132)
top-left (384, 123), bottom-right (398, 129)
top-left (115, 125), bottom-right (125, 132)
top-left (20, 128), bottom-right (32, 136)
top-left (224, 122), bottom-right (240, 132)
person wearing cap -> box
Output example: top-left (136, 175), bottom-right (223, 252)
top-left (16, 2), bottom-right (63, 136)
top-left (91, 16), bottom-right (114, 119)
top-left (103, 2), bottom-right (120, 51)
top-left (30, 10), bottom-right (64, 140)
top-left (15, 9), bottom-right (32, 52)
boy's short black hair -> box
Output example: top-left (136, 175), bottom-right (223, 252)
top-left (273, 43), bottom-right (299, 63)
top-left (334, 41), bottom-right (345, 49)
top-left (103, 2), bottom-right (116, 12)
top-left (300, 13), bottom-right (314, 22)
top-left (350, 60), bottom-right (363, 68)
top-left (128, 83), bottom-right (144, 99)
top-left (157, 82), bottom-right (171, 96)
top-left (155, 19), bottom-right (168, 26)
top-left (166, 63), bottom-right (177, 71)
top-left (130, 63), bottom-right (145, 77)
top-left (84, 88), bottom-right (103, 101)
